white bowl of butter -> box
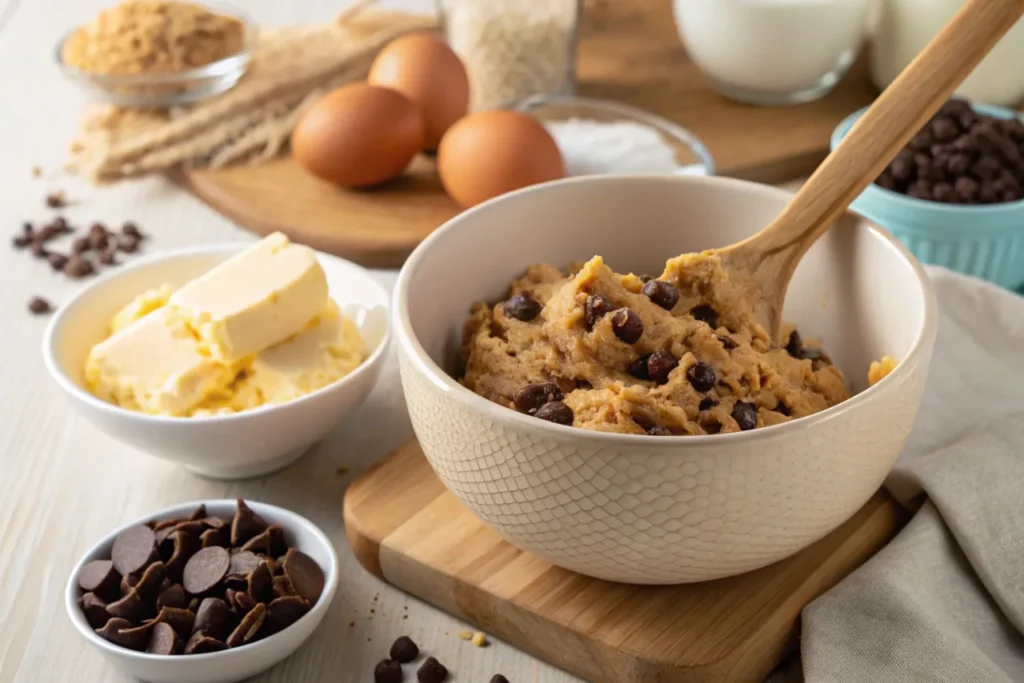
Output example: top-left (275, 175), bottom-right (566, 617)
top-left (43, 233), bottom-right (390, 479)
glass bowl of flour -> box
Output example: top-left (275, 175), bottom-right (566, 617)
top-left (506, 94), bottom-right (715, 178)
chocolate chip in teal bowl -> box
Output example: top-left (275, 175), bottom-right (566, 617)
top-left (831, 102), bottom-right (1024, 291)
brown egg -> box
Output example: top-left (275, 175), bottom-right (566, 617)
top-left (368, 32), bottom-right (469, 151)
top-left (291, 83), bottom-right (425, 188)
top-left (437, 110), bottom-right (565, 209)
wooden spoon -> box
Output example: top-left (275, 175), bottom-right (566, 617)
top-left (714, 0), bottom-right (1024, 339)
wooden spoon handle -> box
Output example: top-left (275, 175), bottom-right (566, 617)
top-left (748, 0), bottom-right (1024, 258)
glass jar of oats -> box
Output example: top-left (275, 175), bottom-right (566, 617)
top-left (438, 0), bottom-right (581, 111)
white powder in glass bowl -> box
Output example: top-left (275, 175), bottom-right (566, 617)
top-left (546, 118), bottom-right (708, 176)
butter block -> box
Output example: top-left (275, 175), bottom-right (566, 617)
top-left (169, 232), bottom-right (329, 362)
top-left (110, 284), bottom-right (173, 334)
top-left (85, 307), bottom-right (233, 416)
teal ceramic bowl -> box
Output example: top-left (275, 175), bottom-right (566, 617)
top-left (831, 103), bottom-right (1024, 291)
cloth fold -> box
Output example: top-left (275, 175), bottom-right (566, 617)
top-left (799, 267), bottom-right (1024, 683)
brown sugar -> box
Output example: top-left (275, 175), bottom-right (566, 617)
top-left (61, 1), bottom-right (246, 76)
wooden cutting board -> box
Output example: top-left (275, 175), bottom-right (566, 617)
top-left (182, 0), bottom-right (879, 267)
top-left (344, 440), bottom-right (905, 683)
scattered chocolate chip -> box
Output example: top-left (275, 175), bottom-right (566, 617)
top-left (71, 236), bottom-right (90, 253)
top-left (147, 621), bottom-right (181, 655)
top-left (584, 294), bottom-right (614, 329)
top-left (513, 383), bottom-right (563, 415)
top-left (183, 547), bottom-right (230, 595)
top-left (375, 659), bottom-right (403, 683)
top-left (627, 354), bottom-right (651, 380)
top-left (690, 304), bottom-right (718, 329)
top-left (80, 592), bottom-right (110, 628)
top-left (63, 254), bottom-right (95, 278)
top-left (46, 252), bottom-right (68, 271)
top-left (12, 234), bottom-right (31, 249)
top-left (96, 617), bottom-right (148, 651)
top-left (611, 308), bottom-right (643, 343)
top-left (157, 583), bottom-right (187, 610)
top-left (281, 549), bottom-right (325, 604)
top-left (226, 603), bottom-right (266, 647)
top-left (718, 335), bottom-right (737, 351)
top-left (112, 525), bottom-right (157, 576)
top-left (417, 656), bottom-right (449, 683)
top-left (98, 248), bottom-right (118, 266)
top-left (698, 398), bottom-right (717, 411)
top-left (231, 499), bottom-right (267, 547)
top-left (533, 401), bottom-right (574, 425)
top-left (122, 221), bottom-right (142, 239)
top-left (264, 596), bottom-right (311, 634)
top-left (731, 402), bottom-right (757, 431)
top-left (30, 240), bottom-right (48, 258)
top-left (193, 598), bottom-right (235, 642)
top-left (686, 361), bottom-right (716, 393)
top-left (647, 425), bottom-right (672, 436)
top-left (503, 292), bottom-right (541, 322)
top-left (642, 279), bottom-right (680, 310)
top-left (646, 350), bottom-right (678, 385)
top-left (390, 635), bottom-right (419, 663)
top-left (118, 236), bottom-right (140, 253)
top-left (45, 191), bottom-right (66, 208)
top-left (183, 631), bottom-right (228, 655)
top-left (89, 230), bottom-right (109, 251)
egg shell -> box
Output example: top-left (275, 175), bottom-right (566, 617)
top-left (291, 83), bottom-right (425, 189)
top-left (368, 32), bottom-right (469, 151)
top-left (437, 110), bottom-right (565, 209)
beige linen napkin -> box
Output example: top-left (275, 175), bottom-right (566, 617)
top-left (794, 267), bottom-right (1024, 682)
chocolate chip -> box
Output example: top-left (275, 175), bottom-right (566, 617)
top-left (78, 559), bottom-right (121, 599)
top-left (248, 562), bottom-right (274, 604)
top-left (63, 254), bottom-right (95, 278)
top-left (503, 292), bottom-right (541, 322)
top-left (80, 592), bottom-right (110, 628)
top-left (235, 590), bottom-right (259, 614)
top-left (46, 252), bottom-right (68, 271)
top-left (264, 596), bottom-right (311, 634)
top-left (490, 676), bottom-right (510, 683)
top-left (96, 617), bottom-right (148, 651)
top-left (112, 525), bottom-right (157, 576)
top-left (30, 240), bottom-right (48, 258)
top-left (513, 383), bottom-right (563, 415)
top-left (932, 182), bottom-right (956, 202)
top-left (45, 191), bottom-right (66, 208)
top-left (647, 351), bottom-right (678, 385)
top-left (272, 575), bottom-right (297, 598)
top-left (106, 588), bottom-right (153, 623)
top-left (89, 230), bottom-right (109, 251)
top-left (785, 329), bottom-right (802, 357)
top-left (732, 402), bottom-right (757, 431)
top-left (698, 398), bottom-right (717, 411)
top-left (641, 279), bottom-right (679, 310)
top-left (647, 425), bottom-right (672, 436)
top-left (226, 603), bottom-right (266, 647)
top-left (120, 573), bottom-right (139, 596)
top-left (638, 274), bottom-right (654, 283)
top-left (375, 659), bottom-right (403, 683)
top-left (231, 499), bottom-right (268, 547)
top-left (200, 525), bottom-right (230, 549)
top-left (584, 294), bottom-right (614, 329)
top-left (955, 176), bottom-right (980, 201)
top-left (166, 530), bottom-right (200, 583)
top-left (193, 598), bottom-right (235, 641)
top-left (718, 335), bottom-right (737, 351)
top-left (117, 236), bottom-right (140, 253)
top-left (627, 354), bottom-right (651, 380)
top-left (686, 362), bottom-right (716, 392)
top-left (98, 248), bottom-right (118, 266)
top-left (228, 550), bottom-right (262, 577)
top-left (153, 606), bottom-right (196, 639)
top-left (182, 547), bottom-right (230, 595)
top-left (281, 549), bottom-right (325, 604)
top-left (133, 560), bottom-right (166, 601)
top-left (183, 631), bottom-right (228, 654)
top-left (534, 401), bottom-right (574, 425)
top-left (390, 635), bottom-right (420, 663)
top-left (12, 234), bottom-right (31, 249)
top-left (147, 621), bottom-right (181, 655)
top-left (417, 656), bottom-right (449, 683)
top-left (122, 221), bottom-right (142, 239)
top-left (611, 308), bottom-right (643, 343)
top-left (690, 304), bottom-right (718, 329)
top-left (157, 583), bottom-right (187, 610)
top-left (775, 402), bottom-right (791, 417)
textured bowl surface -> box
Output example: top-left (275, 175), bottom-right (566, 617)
top-left (65, 500), bottom-right (339, 683)
top-left (395, 174), bottom-right (937, 584)
top-left (43, 244), bottom-right (390, 480)
top-left (832, 103), bottom-right (1024, 291)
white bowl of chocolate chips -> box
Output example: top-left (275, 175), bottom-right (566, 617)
top-left (65, 499), bottom-right (338, 683)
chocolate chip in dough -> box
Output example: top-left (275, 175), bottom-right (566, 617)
top-left (226, 603), bottom-right (266, 647)
top-left (375, 659), bottom-right (403, 683)
top-left (731, 402), bottom-right (757, 431)
top-left (231, 499), bottom-right (267, 547)
top-left (698, 398), bottom-right (717, 411)
top-left (642, 279), bottom-right (679, 310)
top-left (154, 606), bottom-right (196, 639)
top-left (281, 549), bottom-right (325, 604)
top-left (390, 635), bottom-right (420, 663)
top-left (193, 598), bottom-right (235, 642)
top-left (503, 292), bottom-right (541, 322)
top-left (147, 621), bottom-right (181, 655)
top-left (182, 546), bottom-right (230, 595)
top-left (647, 425), bottom-right (672, 436)
top-left (96, 617), bottom-right (149, 651)
top-left (785, 329), bottom-right (802, 357)
top-left (647, 351), bottom-right (678, 385)
top-left (611, 308), bottom-right (643, 343)
top-left (584, 294), bottom-right (614, 329)
top-left (157, 583), bottom-right (187, 610)
top-left (534, 401), bottom-right (574, 426)
top-left (78, 559), bottom-right (121, 600)
top-left (686, 361), bottom-right (716, 393)
top-left (264, 596), bottom-right (311, 634)
top-left (690, 304), bottom-right (718, 329)
top-left (417, 656), bottom-right (449, 683)
top-left (111, 525), bottom-right (157, 577)
top-left (513, 383), bottom-right (563, 415)
top-left (79, 592), bottom-right (111, 629)
top-left (627, 354), bottom-right (651, 380)
top-left (183, 631), bottom-right (228, 655)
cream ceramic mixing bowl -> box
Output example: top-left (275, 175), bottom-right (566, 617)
top-left (394, 174), bottom-right (937, 584)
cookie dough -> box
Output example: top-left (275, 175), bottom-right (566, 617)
top-left (461, 254), bottom-right (850, 435)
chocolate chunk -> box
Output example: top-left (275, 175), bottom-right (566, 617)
top-left (187, 597), bottom-right (201, 613)
top-left (182, 546), bottom-right (230, 595)
top-left (686, 361), bottom-right (716, 393)
top-left (281, 549), bottom-right (325, 604)
top-left (193, 598), bottom-right (235, 641)
top-left (503, 292), bottom-right (541, 322)
top-left (231, 499), bottom-right (268, 547)
top-left (698, 398), bottom-right (717, 411)
top-left (417, 656), bottom-right (449, 683)
top-left (147, 622), bottom-right (181, 655)
top-left (166, 529), bottom-right (200, 583)
top-left (690, 304), bottom-right (718, 329)
top-left (78, 559), bottom-right (121, 600)
top-left (80, 592), bottom-right (110, 629)
top-left (248, 562), bottom-right (273, 604)
top-left (200, 525), bottom-right (230, 549)
top-left (731, 402), bottom-right (757, 431)
top-left (228, 551), bottom-right (262, 577)
top-left (785, 329), bottom-right (802, 357)
top-left (611, 308), bottom-right (643, 343)
top-left (183, 632), bottom-right (228, 655)
top-left (647, 425), bottom-right (672, 436)
top-left (173, 520), bottom-right (208, 538)
top-left (627, 354), bottom-right (651, 380)
top-left (96, 617), bottom-right (148, 651)
top-left (263, 596), bottom-right (310, 635)
top-left (390, 635), bottom-right (419, 663)
top-left (513, 383), bottom-right (563, 415)
top-left (154, 606), bottom-right (196, 639)
top-left (534, 401), bottom-right (574, 426)
top-left (375, 659), bottom-right (403, 683)
top-left (111, 525), bottom-right (157, 577)
top-left (106, 589), bottom-right (152, 623)
top-left (642, 280), bottom-right (679, 310)
top-left (226, 603), bottom-right (266, 647)
top-left (584, 294), bottom-right (614, 329)
top-left (775, 402), bottom-right (791, 417)
top-left (157, 583), bottom-right (187, 610)
top-left (240, 525), bottom-right (284, 555)
top-left (647, 351), bottom-right (678, 385)
top-left (200, 515), bottom-right (226, 529)
top-left (718, 335), bottom-right (737, 351)
top-left (490, 676), bottom-right (510, 683)
top-left (133, 560), bottom-right (166, 601)
top-left (272, 575), bottom-right (297, 598)
top-left (120, 573), bottom-right (139, 596)
top-left (233, 590), bottom-right (258, 614)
